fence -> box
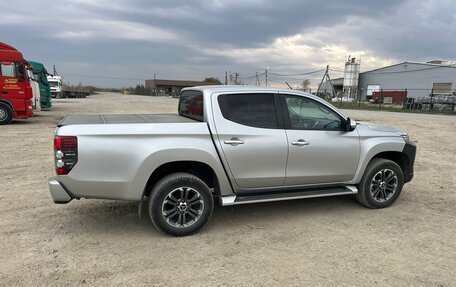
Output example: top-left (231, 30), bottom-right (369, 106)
top-left (326, 88), bottom-right (456, 114)
top-left (404, 95), bottom-right (456, 113)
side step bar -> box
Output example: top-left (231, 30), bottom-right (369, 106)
top-left (220, 186), bottom-right (358, 206)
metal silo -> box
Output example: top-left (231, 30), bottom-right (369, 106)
top-left (343, 56), bottom-right (360, 99)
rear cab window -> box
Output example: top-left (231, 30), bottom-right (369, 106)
top-left (179, 90), bottom-right (204, 121)
top-left (218, 93), bottom-right (279, 128)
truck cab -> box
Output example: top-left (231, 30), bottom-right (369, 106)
top-left (0, 42), bottom-right (33, 125)
top-left (26, 65), bottom-right (41, 112)
top-left (29, 61), bottom-right (52, 109)
top-left (47, 75), bottom-right (62, 98)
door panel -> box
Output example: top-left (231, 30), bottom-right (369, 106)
top-left (281, 93), bottom-right (360, 185)
top-left (1, 62), bottom-right (27, 112)
top-left (212, 93), bottom-right (288, 189)
top-left (285, 129), bottom-right (359, 185)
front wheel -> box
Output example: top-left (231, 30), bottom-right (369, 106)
top-left (0, 103), bottom-right (13, 125)
top-left (148, 173), bottom-right (214, 236)
top-left (356, 158), bottom-right (404, 208)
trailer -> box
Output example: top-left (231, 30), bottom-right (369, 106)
top-left (47, 75), bottom-right (91, 98)
top-left (61, 86), bottom-right (91, 98)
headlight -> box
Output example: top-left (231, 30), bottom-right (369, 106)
top-left (401, 134), bottom-right (409, 142)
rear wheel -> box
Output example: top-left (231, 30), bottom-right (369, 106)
top-left (0, 103), bottom-right (13, 125)
top-left (356, 158), bottom-right (404, 208)
top-left (148, 173), bottom-right (213, 236)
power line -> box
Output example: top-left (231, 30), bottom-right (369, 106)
top-left (269, 69), bottom-right (325, 77)
top-left (60, 72), bottom-right (147, 81)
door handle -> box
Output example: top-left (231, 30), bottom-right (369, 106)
top-left (224, 138), bottom-right (244, 145)
top-left (291, 139), bottom-right (310, 147)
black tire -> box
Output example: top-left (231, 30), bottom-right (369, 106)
top-left (356, 158), bottom-right (404, 209)
top-left (0, 103), bottom-right (13, 125)
top-left (148, 172), bottom-right (214, 236)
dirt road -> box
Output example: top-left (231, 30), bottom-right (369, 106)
top-left (1, 93), bottom-right (455, 286)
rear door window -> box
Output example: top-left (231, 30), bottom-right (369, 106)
top-left (218, 93), bottom-right (278, 128)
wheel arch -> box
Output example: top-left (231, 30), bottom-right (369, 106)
top-left (143, 161), bottom-right (221, 198)
top-left (372, 151), bottom-right (408, 175)
top-left (351, 138), bottom-right (406, 184)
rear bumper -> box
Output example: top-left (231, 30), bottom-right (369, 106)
top-left (49, 179), bottom-right (73, 204)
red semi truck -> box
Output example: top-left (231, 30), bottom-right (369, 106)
top-left (0, 42), bottom-right (34, 125)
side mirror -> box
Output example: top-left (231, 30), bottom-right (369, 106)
top-left (345, 117), bottom-right (357, 132)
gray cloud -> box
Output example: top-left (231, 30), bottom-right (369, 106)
top-left (0, 0), bottom-right (454, 88)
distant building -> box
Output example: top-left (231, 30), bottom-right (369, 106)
top-left (320, 61), bottom-right (456, 100)
top-left (145, 79), bottom-right (211, 97)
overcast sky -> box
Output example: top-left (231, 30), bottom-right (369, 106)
top-left (1, 0), bottom-right (455, 88)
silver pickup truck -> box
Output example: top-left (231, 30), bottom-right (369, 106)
top-left (49, 86), bottom-right (416, 236)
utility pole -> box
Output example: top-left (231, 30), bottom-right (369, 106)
top-left (326, 70), bottom-right (336, 99)
top-left (255, 72), bottom-right (260, 86)
top-left (153, 73), bottom-right (156, 96)
top-left (234, 72), bottom-right (239, 85)
top-left (265, 69), bottom-right (268, 87)
top-left (53, 65), bottom-right (58, 76)
top-left (225, 71), bottom-right (228, 85)
top-left (317, 65), bottom-right (336, 100)
top-left (318, 65), bottom-right (329, 93)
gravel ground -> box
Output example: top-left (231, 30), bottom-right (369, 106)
top-left (0, 92), bottom-right (455, 286)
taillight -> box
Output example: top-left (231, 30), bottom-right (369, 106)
top-left (54, 136), bottom-right (78, 175)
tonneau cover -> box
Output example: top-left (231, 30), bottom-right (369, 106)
top-left (58, 114), bottom-right (197, 127)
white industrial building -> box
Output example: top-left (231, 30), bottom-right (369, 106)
top-left (320, 60), bottom-right (456, 101)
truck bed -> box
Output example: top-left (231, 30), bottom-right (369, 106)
top-left (58, 113), bottom-right (197, 127)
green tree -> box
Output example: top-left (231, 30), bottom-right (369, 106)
top-left (204, 77), bottom-right (222, 85)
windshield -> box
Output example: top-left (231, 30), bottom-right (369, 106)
top-left (49, 81), bottom-right (59, 87)
top-left (33, 72), bottom-right (40, 82)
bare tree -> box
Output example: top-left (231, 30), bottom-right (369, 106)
top-left (301, 79), bottom-right (311, 92)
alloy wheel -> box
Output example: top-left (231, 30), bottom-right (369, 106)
top-left (161, 187), bottom-right (204, 228)
top-left (369, 169), bottom-right (398, 202)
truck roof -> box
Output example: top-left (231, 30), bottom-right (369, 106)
top-left (0, 42), bottom-right (23, 62)
top-left (182, 85), bottom-right (348, 120)
top-left (29, 61), bottom-right (46, 72)
top-left (183, 85), bottom-right (283, 93)
top-left (182, 85), bottom-right (322, 101)
top-left (47, 75), bottom-right (62, 80)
